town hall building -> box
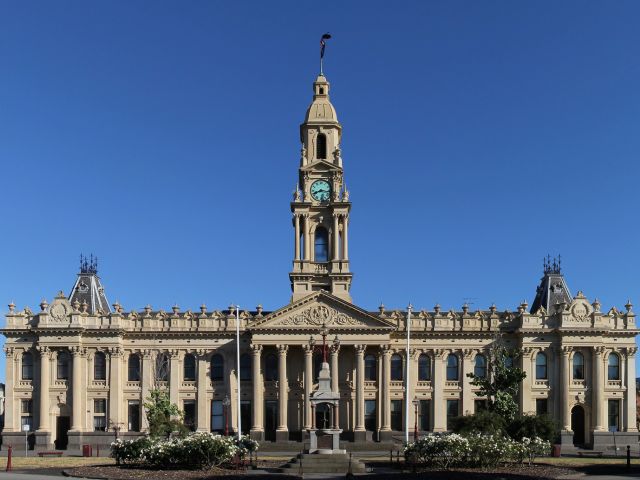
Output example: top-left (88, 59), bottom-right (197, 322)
top-left (2, 72), bottom-right (638, 453)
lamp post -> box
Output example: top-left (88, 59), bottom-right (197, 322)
top-left (223, 395), bottom-right (231, 436)
top-left (412, 397), bottom-right (419, 442)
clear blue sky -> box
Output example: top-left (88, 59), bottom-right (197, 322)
top-left (1, 1), bottom-right (639, 380)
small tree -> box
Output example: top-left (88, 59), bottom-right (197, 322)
top-left (144, 389), bottom-right (187, 438)
top-left (467, 334), bottom-right (526, 421)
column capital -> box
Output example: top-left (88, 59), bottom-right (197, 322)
top-left (521, 346), bottom-right (534, 357)
top-left (625, 346), bottom-right (638, 358)
top-left (561, 345), bottom-right (572, 356)
top-left (354, 344), bottom-right (366, 355)
top-left (594, 346), bottom-right (606, 356)
top-left (303, 344), bottom-right (313, 354)
top-left (4, 346), bottom-right (15, 358)
top-left (433, 348), bottom-right (448, 360)
top-left (380, 345), bottom-right (391, 356)
top-left (462, 348), bottom-right (475, 360)
top-left (70, 346), bottom-right (87, 357)
top-left (277, 344), bottom-right (289, 354)
top-left (250, 344), bottom-right (263, 354)
top-left (330, 344), bottom-right (340, 354)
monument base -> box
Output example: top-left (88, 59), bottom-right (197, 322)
top-left (307, 428), bottom-right (344, 454)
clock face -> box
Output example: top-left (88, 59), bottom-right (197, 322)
top-left (311, 180), bottom-right (331, 202)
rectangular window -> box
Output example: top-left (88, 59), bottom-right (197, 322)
top-left (536, 398), bottom-right (548, 415)
top-left (21, 399), bottom-right (33, 414)
top-left (211, 400), bottom-right (224, 432)
top-left (390, 399), bottom-right (403, 431)
top-left (418, 400), bottom-right (430, 431)
top-left (474, 399), bottom-right (487, 413)
top-left (128, 401), bottom-right (140, 432)
top-left (240, 401), bottom-right (251, 435)
top-left (364, 400), bottom-right (376, 432)
top-left (184, 400), bottom-right (197, 431)
top-left (93, 416), bottom-right (107, 432)
top-left (608, 400), bottom-right (620, 432)
top-left (94, 399), bottom-right (106, 414)
top-left (446, 399), bottom-right (459, 430)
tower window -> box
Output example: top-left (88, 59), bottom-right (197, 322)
top-left (319, 87), bottom-right (324, 94)
top-left (314, 227), bottom-right (329, 262)
top-left (317, 133), bottom-right (327, 159)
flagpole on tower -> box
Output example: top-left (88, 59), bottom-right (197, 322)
top-left (320, 33), bottom-right (331, 75)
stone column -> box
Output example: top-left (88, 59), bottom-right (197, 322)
top-left (250, 345), bottom-right (264, 438)
top-left (561, 346), bottom-right (571, 431)
top-left (519, 348), bottom-right (533, 414)
top-left (71, 347), bottom-right (84, 431)
top-left (593, 347), bottom-right (605, 431)
top-left (37, 347), bottom-right (51, 432)
top-left (432, 350), bottom-right (447, 431)
top-left (141, 350), bottom-right (152, 431)
top-left (332, 214), bottom-right (340, 261)
top-left (330, 344), bottom-right (340, 394)
top-left (461, 350), bottom-right (474, 415)
top-left (276, 345), bottom-right (289, 441)
top-left (109, 348), bottom-right (123, 430)
top-left (354, 345), bottom-right (366, 439)
top-left (196, 351), bottom-right (209, 431)
top-left (625, 347), bottom-right (638, 431)
top-left (169, 350), bottom-right (180, 409)
top-left (380, 347), bottom-right (391, 437)
top-left (342, 215), bottom-right (349, 260)
top-left (303, 214), bottom-right (310, 261)
top-left (303, 345), bottom-right (313, 430)
top-left (3, 348), bottom-right (16, 432)
top-left (294, 214), bottom-right (300, 261)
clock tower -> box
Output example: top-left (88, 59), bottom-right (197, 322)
top-left (289, 74), bottom-right (352, 302)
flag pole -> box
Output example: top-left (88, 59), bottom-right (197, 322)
top-left (236, 305), bottom-right (241, 441)
top-left (405, 304), bottom-right (412, 444)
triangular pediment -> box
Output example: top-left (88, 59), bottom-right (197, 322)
top-left (250, 291), bottom-right (396, 332)
top-left (299, 160), bottom-right (340, 173)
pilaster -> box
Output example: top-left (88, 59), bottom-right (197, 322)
top-left (196, 351), bottom-right (209, 432)
top-left (109, 347), bottom-right (124, 431)
top-left (354, 345), bottom-right (366, 440)
top-left (303, 345), bottom-right (313, 430)
top-left (276, 345), bottom-right (289, 441)
top-left (624, 347), bottom-right (638, 431)
top-left (593, 346), bottom-right (605, 431)
top-left (432, 349), bottom-right (447, 432)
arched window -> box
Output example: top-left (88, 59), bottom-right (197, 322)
top-left (317, 133), bottom-right (327, 159)
top-left (474, 354), bottom-right (487, 378)
top-left (608, 353), bottom-right (620, 381)
top-left (314, 227), bottom-right (329, 262)
top-left (573, 352), bottom-right (585, 380)
top-left (57, 351), bottom-right (70, 380)
top-left (240, 353), bottom-right (252, 381)
top-left (446, 354), bottom-right (459, 381)
top-left (210, 354), bottom-right (224, 382)
top-left (156, 353), bottom-right (170, 382)
top-left (265, 353), bottom-right (278, 381)
top-left (418, 354), bottom-right (431, 381)
top-left (183, 354), bottom-right (196, 381)
top-left (128, 354), bottom-right (141, 381)
top-left (536, 352), bottom-right (548, 380)
top-left (364, 354), bottom-right (377, 381)
top-left (390, 354), bottom-right (403, 381)
top-left (94, 351), bottom-right (106, 380)
top-left (22, 351), bottom-right (34, 380)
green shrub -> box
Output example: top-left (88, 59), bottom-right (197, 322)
top-left (507, 414), bottom-right (559, 444)
top-left (450, 410), bottom-right (507, 436)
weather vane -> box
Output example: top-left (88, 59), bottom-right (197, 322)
top-left (320, 33), bottom-right (331, 75)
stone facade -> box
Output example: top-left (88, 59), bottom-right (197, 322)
top-left (2, 74), bottom-right (638, 452)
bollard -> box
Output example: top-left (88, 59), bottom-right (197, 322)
top-left (396, 450), bottom-right (400, 464)
top-left (96, 444), bottom-right (100, 457)
top-left (627, 445), bottom-right (631, 469)
top-left (390, 449), bottom-right (393, 463)
top-left (6, 445), bottom-right (12, 472)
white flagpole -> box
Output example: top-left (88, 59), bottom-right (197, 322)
top-left (405, 303), bottom-right (412, 444)
top-left (236, 305), bottom-right (241, 441)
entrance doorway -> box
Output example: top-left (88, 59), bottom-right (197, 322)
top-left (240, 401), bottom-right (251, 435)
top-left (571, 405), bottom-right (585, 446)
top-left (264, 401), bottom-right (278, 441)
top-left (55, 416), bottom-right (70, 450)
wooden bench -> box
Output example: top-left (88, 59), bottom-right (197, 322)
top-left (37, 451), bottom-right (64, 457)
top-left (577, 451), bottom-right (603, 458)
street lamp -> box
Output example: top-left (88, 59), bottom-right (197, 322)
top-left (412, 397), bottom-right (419, 442)
top-left (223, 395), bottom-right (231, 436)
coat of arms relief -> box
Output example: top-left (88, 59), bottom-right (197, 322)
top-left (276, 304), bottom-right (366, 327)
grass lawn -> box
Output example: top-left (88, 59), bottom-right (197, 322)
top-left (539, 456), bottom-right (639, 466)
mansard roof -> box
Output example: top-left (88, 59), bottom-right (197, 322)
top-left (530, 256), bottom-right (572, 314)
top-left (68, 255), bottom-right (110, 315)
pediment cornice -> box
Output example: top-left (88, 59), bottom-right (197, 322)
top-left (250, 292), bottom-right (396, 332)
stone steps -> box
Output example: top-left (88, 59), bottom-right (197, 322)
top-left (277, 453), bottom-right (368, 474)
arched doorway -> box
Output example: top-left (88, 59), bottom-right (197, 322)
top-left (571, 405), bottom-right (585, 446)
top-left (315, 403), bottom-right (333, 430)
top-left (54, 403), bottom-right (71, 450)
